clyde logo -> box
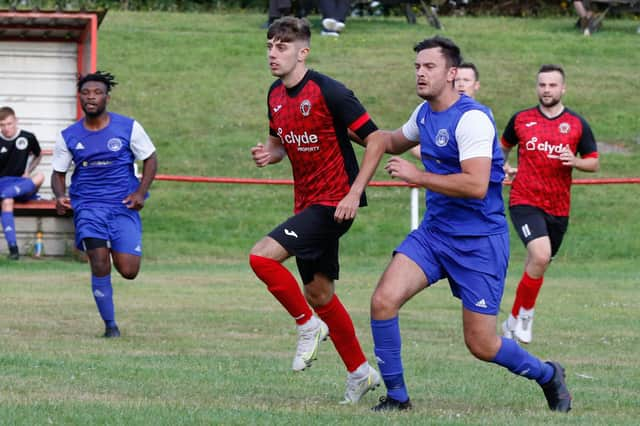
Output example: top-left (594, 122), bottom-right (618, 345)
top-left (525, 137), bottom-right (569, 158)
top-left (277, 128), bottom-right (319, 146)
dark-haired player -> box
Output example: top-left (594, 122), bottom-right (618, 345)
top-left (501, 64), bottom-right (599, 344)
top-left (51, 71), bottom-right (158, 338)
top-left (368, 37), bottom-right (571, 412)
top-left (0, 106), bottom-right (45, 259)
top-left (410, 61), bottom-right (482, 160)
top-left (249, 17), bottom-right (385, 404)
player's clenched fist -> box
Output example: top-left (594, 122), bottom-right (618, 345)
top-left (251, 143), bottom-right (271, 167)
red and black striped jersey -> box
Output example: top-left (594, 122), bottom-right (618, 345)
top-left (268, 70), bottom-right (378, 213)
top-left (501, 106), bottom-right (599, 216)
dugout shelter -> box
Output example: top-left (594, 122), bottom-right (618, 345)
top-left (0, 8), bottom-right (107, 256)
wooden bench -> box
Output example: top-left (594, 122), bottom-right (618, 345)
top-left (1, 145), bottom-right (75, 260)
top-left (3, 199), bottom-right (75, 257)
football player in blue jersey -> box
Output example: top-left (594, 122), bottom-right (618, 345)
top-left (368, 36), bottom-right (572, 412)
top-left (51, 71), bottom-right (158, 338)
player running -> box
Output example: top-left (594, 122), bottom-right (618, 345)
top-left (51, 71), bottom-right (158, 338)
top-left (249, 17), bottom-right (385, 404)
top-left (501, 64), bottom-right (599, 344)
top-left (368, 36), bottom-right (572, 413)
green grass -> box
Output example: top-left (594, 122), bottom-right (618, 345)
top-left (1, 11), bottom-right (639, 425)
top-left (1, 264), bottom-right (638, 424)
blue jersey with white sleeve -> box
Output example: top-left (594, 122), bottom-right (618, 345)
top-left (52, 112), bottom-right (156, 210)
top-left (402, 95), bottom-right (506, 236)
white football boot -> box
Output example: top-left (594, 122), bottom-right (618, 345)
top-left (292, 316), bottom-right (329, 371)
top-left (340, 363), bottom-right (381, 404)
top-left (502, 314), bottom-right (518, 339)
top-left (513, 307), bottom-right (535, 344)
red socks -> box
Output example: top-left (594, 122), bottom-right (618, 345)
top-left (511, 271), bottom-right (544, 317)
top-left (249, 255), bottom-right (366, 373)
top-left (315, 294), bottom-right (367, 373)
top-left (249, 254), bottom-right (312, 325)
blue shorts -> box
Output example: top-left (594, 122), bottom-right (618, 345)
top-left (0, 176), bottom-right (38, 201)
top-left (395, 226), bottom-right (509, 315)
top-left (74, 206), bottom-right (143, 256)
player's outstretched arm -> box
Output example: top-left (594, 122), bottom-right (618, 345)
top-left (251, 136), bottom-right (285, 167)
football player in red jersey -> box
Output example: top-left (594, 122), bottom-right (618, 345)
top-left (249, 17), bottom-right (386, 404)
top-left (501, 64), bottom-right (599, 344)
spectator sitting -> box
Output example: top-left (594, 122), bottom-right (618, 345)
top-left (0, 106), bottom-right (45, 260)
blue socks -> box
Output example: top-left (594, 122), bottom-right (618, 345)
top-left (492, 336), bottom-right (554, 385)
top-left (91, 275), bottom-right (117, 328)
top-left (0, 179), bottom-right (36, 199)
top-left (2, 211), bottom-right (17, 247)
top-left (372, 319), bottom-right (554, 403)
top-left (371, 316), bottom-right (410, 403)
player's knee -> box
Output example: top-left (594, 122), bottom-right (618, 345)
top-left (120, 270), bottom-right (138, 280)
top-left (250, 237), bottom-right (288, 262)
top-left (249, 244), bottom-right (264, 257)
top-left (464, 334), bottom-right (498, 362)
top-left (250, 236), bottom-right (274, 258)
top-left (116, 264), bottom-right (139, 280)
top-left (530, 251), bottom-right (552, 269)
top-left (33, 173), bottom-right (45, 187)
top-left (89, 259), bottom-right (111, 276)
top-left (305, 289), bottom-right (332, 308)
top-left (304, 278), bottom-right (334, 308)
top-left (1, 197), bottom-right (14, 210)
top-left (370, 288), bottom-right (397, 318)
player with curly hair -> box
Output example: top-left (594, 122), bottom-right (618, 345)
top-left (51, 71), bottom-right (158, 338)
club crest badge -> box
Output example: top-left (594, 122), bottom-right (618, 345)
top-left (435, 129), bottom-right (450, 147)
top-left (15, 137), bottom-right (28, 150)
top-left (107, 138), bottom-right (123, 152)
top-left (558, 122), bottom-right (570, 134)
top-left (300, 99), bottom-right (312, 117)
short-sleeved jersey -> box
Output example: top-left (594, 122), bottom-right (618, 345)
top-left (403, 96), bottom-right (507, 236)
top-left (501, 106), bottom-right (598, 216)
top-left (268, 69), bottom-right (378, 213)
top-left (0, 129), bottom-right (41, 177)
top-left (52, 112), bottom-right (156, 210)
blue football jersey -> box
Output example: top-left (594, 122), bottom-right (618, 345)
top-left (410, 96), bottom-right (506, 236)
top-left (53, 112), bottom-right (155, 209)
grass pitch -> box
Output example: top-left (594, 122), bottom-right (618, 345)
top-left (1, 10), bottom-right (639, 425)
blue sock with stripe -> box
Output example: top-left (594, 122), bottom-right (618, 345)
top-left (371, 316), bottom-right (410, 403)
top-left (491, 336), bottom-right (554, 385)
top-left (91, 275), bottom-right (117, 328)
top-left (2, 211), bottom-right (17, 247)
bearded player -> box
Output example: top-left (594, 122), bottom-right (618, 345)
top-left (501, 64), bottom-right (599, 344)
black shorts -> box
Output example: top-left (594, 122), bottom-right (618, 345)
top-left (268, 204), bottom-right (353, 284)
top-left (509, 204), bottom-right (569, 257)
